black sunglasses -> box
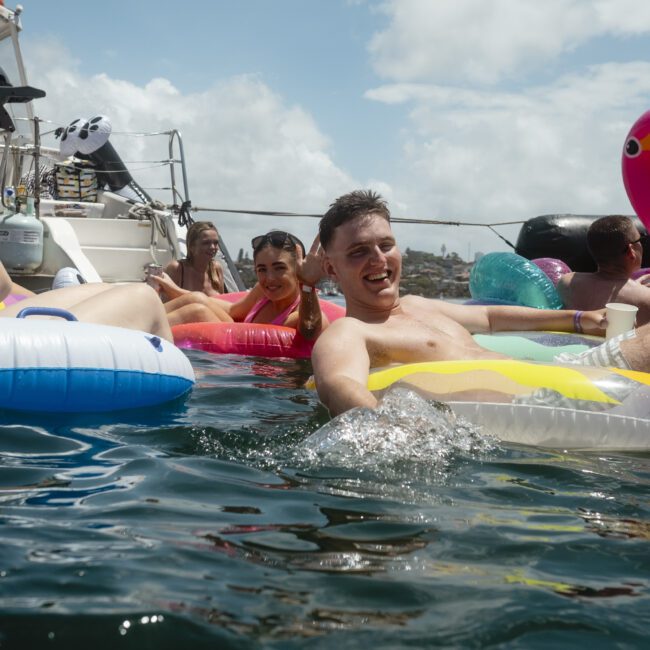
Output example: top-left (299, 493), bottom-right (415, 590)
top-left (623, 234), bottom-right (647, 253)
top-left (251, 231), bottom-right (305, 256)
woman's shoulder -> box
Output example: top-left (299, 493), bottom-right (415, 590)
top-left (165, 259), bottom-right (182, 272)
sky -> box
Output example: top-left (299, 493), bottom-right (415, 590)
top-left (4, 0), bottom-right (650, 261)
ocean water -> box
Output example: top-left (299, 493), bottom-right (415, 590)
top-left (1, 347), bottom-right (649, 649)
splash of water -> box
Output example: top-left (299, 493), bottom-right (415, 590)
top-left (301, 385), bottom-right (494, 470)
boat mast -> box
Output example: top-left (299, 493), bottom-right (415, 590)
top-left (3, 5), bottom-right (36, 141)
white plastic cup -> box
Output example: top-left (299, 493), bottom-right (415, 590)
top-left (605, 302), bottom-right (638, 340)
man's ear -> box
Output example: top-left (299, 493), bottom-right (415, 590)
top-left (323, 257), bottom-right (336, 278)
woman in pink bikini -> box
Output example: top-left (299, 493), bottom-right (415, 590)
top-left (156, 230), bottom-right (328, 340)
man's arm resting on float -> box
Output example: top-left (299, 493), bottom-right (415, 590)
top-left (311, 322), bottom-right (375, 415)
top-left (434, 301), bottom-right (605, 335)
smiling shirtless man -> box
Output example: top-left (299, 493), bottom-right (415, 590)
top-left (311, 190), bottom-right (650, 416)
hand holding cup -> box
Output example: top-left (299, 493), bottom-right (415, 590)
top-left (605, 303), bottom-right (638, 340)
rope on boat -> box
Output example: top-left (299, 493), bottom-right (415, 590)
top-left (190, 205), bottom-right (523, 249)
top-left (127, 199), bottom-right (175, 262)
top-left (176, 200), bottom-right (194, 228)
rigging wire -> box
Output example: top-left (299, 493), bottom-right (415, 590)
top-left (191, 206), bottom-right (526, 250)
top-left (190, 204), bottom-right (524, 226)
top-left (190, 206), bottom-right (522, 249)
top-left (11, 119), bottom-right (523, 248)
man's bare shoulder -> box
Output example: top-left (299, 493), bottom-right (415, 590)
top-left (400, 294), bottom-right (448, 315)
top-left (312, 317), bottom-right (366, 355)
top-left (401, 294), bottom-right (445, 308)
top-left (317, 316), bottom-right (364, 336)
top-left (401, 293), bottom-right (441, 303)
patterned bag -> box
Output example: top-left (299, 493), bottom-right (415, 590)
top-left (54, 162), bottom-right (98, 201)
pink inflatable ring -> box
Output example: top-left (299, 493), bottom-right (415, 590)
top-left (172, 291), bottom-right (345, 359)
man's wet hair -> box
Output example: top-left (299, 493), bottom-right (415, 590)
top-left (587, 215), bottom-right (638, 265)
top-left (319, 190), bottom-right (390, 250)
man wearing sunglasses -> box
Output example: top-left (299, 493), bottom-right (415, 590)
top-left (310, 191), bottom-right (650, 416)
top-left (557, 215), bottom-right (650, 326)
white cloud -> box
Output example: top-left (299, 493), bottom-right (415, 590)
top-left (17, 1), bottom-right (650, 262)
top-left (356, 0), bottom-right (650, 257)
top-left (368, 61), bottom-right (650, 257)
top-left (369, 0), bottom-right (650, 84)
top-left (23, 38), bottom-right (359, 255)
top-left (594, 0), bottom-right (650, 33)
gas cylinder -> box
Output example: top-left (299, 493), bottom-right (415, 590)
top-left (0, 198), bottom-right (44, 272)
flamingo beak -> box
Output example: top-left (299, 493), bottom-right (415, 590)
top-left (640, 133), bottom-right (650, 151)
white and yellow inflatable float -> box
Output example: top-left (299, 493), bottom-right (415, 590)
top-left (367, 359), bottom-right (650, 450)
top-left (310, 332), bottom-right (650, 451)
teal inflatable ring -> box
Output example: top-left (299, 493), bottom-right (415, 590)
top-left (470, 252), bottom-right (563, 309)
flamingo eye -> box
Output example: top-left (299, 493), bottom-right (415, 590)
top-left (625, 136), bottom-right (642, 158)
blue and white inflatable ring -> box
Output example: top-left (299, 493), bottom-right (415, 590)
top-left (0, 307), bottom-right (195, 413)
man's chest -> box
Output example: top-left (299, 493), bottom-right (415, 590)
top-left (366, 318), bottom-right (452, 366)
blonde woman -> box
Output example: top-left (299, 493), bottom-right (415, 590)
top-left (164, 221), bottom-right (224, 296)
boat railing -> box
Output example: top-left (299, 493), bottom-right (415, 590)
top-left (1, 3), bottom-right (186, 251)
top-left (167, 129), bottom-right (190, 214)
top-left (161, 127), bottom-right (244, 289)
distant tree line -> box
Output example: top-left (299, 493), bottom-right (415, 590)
top-left (234, 247), bottom-right (472, 298)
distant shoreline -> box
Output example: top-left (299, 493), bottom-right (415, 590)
top-left (235, 248), bottom-right (472, 301)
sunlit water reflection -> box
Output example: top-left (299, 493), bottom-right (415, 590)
top-left (0, 350), bottom-right (648, 648)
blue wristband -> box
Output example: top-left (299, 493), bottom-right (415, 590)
top-left (574, 310), bottom-right (583, 334)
